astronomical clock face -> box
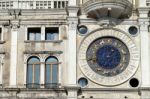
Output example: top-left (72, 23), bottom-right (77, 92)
top-left (78, 29), bottom-right (139, 86)
top-left (86, 37), bottom-right (130, 77)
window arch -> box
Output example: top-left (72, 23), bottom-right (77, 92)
top-left (45, 56), bottom-right (59, 88)
top-left (27, 56), bottom-right (40, 88)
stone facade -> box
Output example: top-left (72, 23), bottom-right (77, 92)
top-left (0, 0), bottom-right (149, 99)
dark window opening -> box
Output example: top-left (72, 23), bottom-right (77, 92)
top-left (45, 27), bottom-right (59, 40)
top-left (28, 28), bottom-right (41, 41)
top-left (54, 1), bottom-right (57, 8)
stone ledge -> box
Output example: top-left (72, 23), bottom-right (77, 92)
top-left (81, 88), bottom-right (141, 92)
top-left (64, 85), bottom-right (81, 91)
top-left (0, 87), bottom-right (66, 92)
top-left (0, 9), bottom-right (67, 16)
top-left (24, 51), bottom-right (63, 54)
top-left (0, 41), bottom-right (6, 44)
top-left (24, 40), bottom-right (63, 43)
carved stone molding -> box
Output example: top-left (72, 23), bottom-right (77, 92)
top-left (11, 20), bottom-right (20, 31)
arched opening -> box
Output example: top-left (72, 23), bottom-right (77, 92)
top-left (27, 56), bottom-right (40, 88)
top-left (45, 56), bottom-right (59, 88)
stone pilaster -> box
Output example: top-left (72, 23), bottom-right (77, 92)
top-left (67, 17), bottom-right (78, 85)
top-left (138, 8), bottom-right (150, 87)
top-left (66, 6), bottom-right (79, 99)
top-left (9, 20), bottom-right (20, 87)
top-left (138, 7), bottom-right (150, 99)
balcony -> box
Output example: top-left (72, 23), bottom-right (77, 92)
top-left (82, 0), bottom-right (133, 19)
top-left (0, 0), bottom-right (68, 9)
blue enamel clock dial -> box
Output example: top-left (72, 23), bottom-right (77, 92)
top-left (96, 45), bottom-right (121, 69)
top-left (86, 37), bottom-right (130, 77)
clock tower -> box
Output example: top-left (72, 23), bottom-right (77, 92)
top-left (74, 0), bottom-right (150, 98)
top-left (0, 0), bottom-right (149, 99)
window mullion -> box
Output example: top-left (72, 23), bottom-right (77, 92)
top-left (41, 25), bottom-right (45, 40)
top-left (51, 64), bottom-right (52, 84)
top-left (32, 64), bottom-right (35, 88)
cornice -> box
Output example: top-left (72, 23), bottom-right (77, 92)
top-left (24, 51), bottom-right (63, 55)
top-left (81, 87), bottom-right (150, 92)
top-left (0, 9), bottom-right (67, 16)
top-left (79, 18), bottom-right (139, 25)
top-left (20, 19), bottom-right (67, 25)
top-left (138, 7), bottom-right (150, 12)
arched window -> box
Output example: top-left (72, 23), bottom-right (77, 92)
top-left (45, 56), bottom-right (59, 88)
top-left (27, 57), bottom-right (40, 88)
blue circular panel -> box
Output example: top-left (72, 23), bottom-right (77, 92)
top-left (96, 45), bottom-right (121, 69)
top-left (78, 26), bottom-right (88, 34)
top-left (78, 78), bottom-right (88, 87)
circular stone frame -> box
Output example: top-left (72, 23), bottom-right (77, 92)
top-left (78, 29), bottom-right (140, 86)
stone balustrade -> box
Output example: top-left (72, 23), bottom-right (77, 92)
top-left (0, 0), bottom-right (68, 9)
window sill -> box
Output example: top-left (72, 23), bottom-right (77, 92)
top-left (24, 51), bottom-right (63, 54)
top-left (0, 52), bottom-right (5, 54)
top-left (24, 40), bottom-right (63, 43)
top-left (0, 41), bottom-right (6, 44)
top-left (24, 83), bottom-right (62, 90)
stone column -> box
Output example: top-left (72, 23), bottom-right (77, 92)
top-left (9, 20), bottom-right (19, 87)
top-left (138, 8), bottom-right (150, 98)
top-left (67, 17), bottom-right (78, 85)
top-left (40, 60), bottom-right (45, 88)
top-left (66, 6), bottom-right (79, 99)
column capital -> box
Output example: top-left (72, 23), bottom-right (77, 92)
top-left (138, 7), bottom-right (150, 13)
top-left (139, 19), bottom-right (149, 31)
top-left (138, 7), bottom-right (150, 18)
top-left (11, 20), bottom-right (20, 31)
top-left (67, 17), bottom-right (78, 24)
top-left (67, 6), bottom-right (79, 17)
